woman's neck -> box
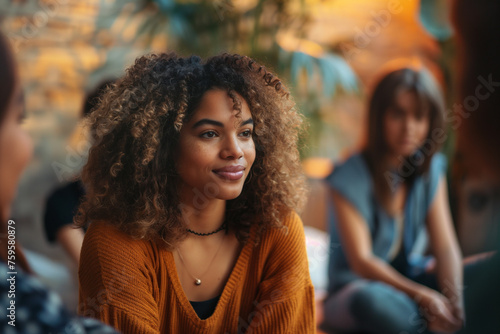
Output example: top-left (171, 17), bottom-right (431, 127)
top-left (178, 186), bottom-right (226, 234)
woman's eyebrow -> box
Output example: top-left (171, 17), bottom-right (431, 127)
top-left (192, 119), bottom-right (224, 128)
top-left (241, 118), bottom-right (253, 126)
top-left (192, 118), bottom-right (254, 128)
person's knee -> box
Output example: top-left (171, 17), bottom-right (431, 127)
top-left (349, 282), bottom-right (424, 334)
top-left (349, 282), bottom-right (395, 317)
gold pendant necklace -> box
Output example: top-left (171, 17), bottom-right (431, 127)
top-left (176, 232), bottom-right (226, 286)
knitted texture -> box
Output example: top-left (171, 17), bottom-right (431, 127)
top-left (78, 212), bottom-right (315, 333)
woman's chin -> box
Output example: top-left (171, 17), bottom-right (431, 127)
top-left (217, 189), bottom-right (244, 201)
top-left (209, 178), bottom-right (247, 201)
top-left (395, 146), bottom-right (420, 158)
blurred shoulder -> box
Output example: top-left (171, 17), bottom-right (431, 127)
top-left (428, 152), bottom-right (447, 176)
top-left (326, 153), bottom-right (372, 190)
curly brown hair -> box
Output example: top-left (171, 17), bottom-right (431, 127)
top-left (75, 52), bottom-right (307, 248)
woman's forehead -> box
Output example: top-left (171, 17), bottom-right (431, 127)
top-left (189, 89), bottom-right (251, 122)
top-left (391, 88), bottom-right (430, 111)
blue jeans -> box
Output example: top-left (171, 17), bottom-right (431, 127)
top-left (321, 279), bottom-right (433, 334)
top-left (321, 254), bottom-right (499, 334)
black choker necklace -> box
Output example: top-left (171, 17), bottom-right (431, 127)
top-left (186, 222), bottom-right (227, 236)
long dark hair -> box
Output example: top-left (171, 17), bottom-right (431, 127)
top-left (364, 66), bottom-right (445, 213)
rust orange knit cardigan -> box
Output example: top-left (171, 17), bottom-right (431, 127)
top-left (78, 212), bottom-right (316, 333)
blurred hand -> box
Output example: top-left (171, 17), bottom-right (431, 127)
top-left (450, 299), bottom-right (465, 326)
top-left (417, 288), bottom-right (462, 333)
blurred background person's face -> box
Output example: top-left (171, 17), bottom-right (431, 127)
top-left (383, 89), bottom-right (430, 158)
top-left (0, 80), bottom-right (33, 222)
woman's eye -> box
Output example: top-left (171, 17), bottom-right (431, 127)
top-left (415, 111), bottom-right (429, 121)
top-left (240, 130), bottom-right (252, 137)
top-left (201, 131), bottom-right (217, 138)
top-left (389, 109), bottom-right (403, 119)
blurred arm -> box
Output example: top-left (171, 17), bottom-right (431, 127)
top-left (57, 225), bottom-right (85, 266)
top-left (426, 177), bottom-right (464, 320)
top-left (331, 189), bottom-right (432, 299)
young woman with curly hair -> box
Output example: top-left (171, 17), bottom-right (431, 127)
top-left (76, 52), bottom-right (315, 333)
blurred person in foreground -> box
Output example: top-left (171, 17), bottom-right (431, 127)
top-left (0, 30), bottom-right (118, 333)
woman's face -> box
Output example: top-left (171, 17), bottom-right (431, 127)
top-left (383, 89), bottom-right (430, 158)
top-left (176, 89), bottom-right (255, 202)
top-left (0, 81), bottom-right (33, 221)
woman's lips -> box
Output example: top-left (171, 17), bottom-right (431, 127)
top-left (400, 138), bottom-right (415, 146)
top-left (213, 165), bottom-right (245, 181)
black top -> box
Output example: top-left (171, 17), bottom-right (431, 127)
top-left (390, 244), bottom-right (408, 276)
top-left (44, 180), bottom-right (86, 243)
top-left (189, 295), bottom-right (220, 320)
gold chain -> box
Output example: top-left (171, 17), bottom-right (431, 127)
top-left (176, 232), bottom-right (226, 286)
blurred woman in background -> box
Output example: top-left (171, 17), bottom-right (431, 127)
top-left (323, 65), bottom-right (464, 334)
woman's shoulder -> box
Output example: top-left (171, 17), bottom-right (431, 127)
top-left (85, 221), bottom-right (144, 244)
top-left (282, 211), bottom-right (305, 235)
top-left (326, 153), bottom-right (372, 190)
top-left (257, 211), bottom-right (306, 251)
top-left (82, 221), bottom-right (152, 265)
top-left (419, 152), bottom-right (448, 210)
top-left (419, 152), bottom-right (447, 193)
top-left (325, 153), bottom-right (373, 217)
top-left (427, 152), bottom-right (447, 178)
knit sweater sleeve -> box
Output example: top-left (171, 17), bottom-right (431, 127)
top-left (78, 222), bottom-right (160, 334)
top-left (244, 212), bottom-right (316, 334)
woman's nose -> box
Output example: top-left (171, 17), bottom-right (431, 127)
top-left (220, 136), bottom-right (243, 160)
top-left (404, 116), bottom-right (415, 133)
